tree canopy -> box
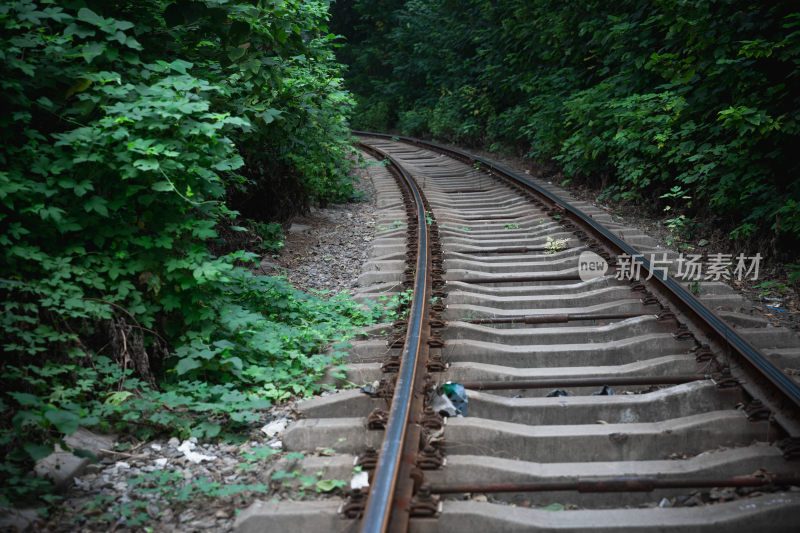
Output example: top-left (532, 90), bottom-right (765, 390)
top-left (334, 0), bottom-right (800, 250)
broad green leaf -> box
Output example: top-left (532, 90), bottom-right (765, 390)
top-left (259, 109), bottom-right (282, 124)
top-left (540, 503), bottom-right (564, 511)
top-left (76, 8), bottom-right (103, 26)
top-left (24, 443), bottom-right (54, 462)
top-left (72, 449), bottom-right (98, 462)
top-left (198, 421), bottom-right (221, 438)
top-left (175, 357), bottom-right (202, 375)
top-left (44, 410), bottom-right (80, 435)
top-left (151, 181), bottom-right (173, 192)
top-left (81, 42), bottom-right (105, 64)
top-left (9, 392), bottom-right (41, 406)
top-left (222, 356), bottom-right (243, 370)
top-left (316, 479), bottom-right (345, 492)
top-left (84, 195), bottom-right (109, 216)
top-left (105, 391), bottom-right (133, 405)
top-left (134, 159), bottom-right (160, 171)
top-left (228, 46), bottom-right (246, 61)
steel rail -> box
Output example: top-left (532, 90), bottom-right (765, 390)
top-left (354, 131), bottom-right (800, 434)
top-left (427, 474), bottom-right (800, 494)
top-left (356, 142), bottom-right (431, 533)
top-left (460, 374), bottom-right (710, 391)
top-left (466, 311), bottom-right (650, 325)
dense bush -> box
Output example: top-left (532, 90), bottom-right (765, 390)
top-left (0, 0), bottom-right (371, 506)
top-left (334, 0), bottom-right (800, 248)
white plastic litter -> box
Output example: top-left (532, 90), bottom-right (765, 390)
top-left (431, 391), bottom-right (459, 417)
top-left (261, 417), bottom-right (289, 438)
top-left (177, 440), bottom-right (217, 463)
top-left (351, 470), bottom-right (369, 491)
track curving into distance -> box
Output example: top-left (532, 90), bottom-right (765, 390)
top-left (234, 134), bottom-right (800, 533)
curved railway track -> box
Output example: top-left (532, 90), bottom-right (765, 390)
top-left (235, 134), bottom-right (800, 532)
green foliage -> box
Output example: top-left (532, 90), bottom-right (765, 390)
top-left (251, 221), bottom-right (285, 254)
top-left (376, 289), bottom-right (414, 322)
top-left (334, 0), bottom-right (800, 246)
top-left (660, 186), bottom-right (696, 248)
top-left (544, 236), bottom-right (569, 255)
top-left (753, 280), bottom-right (789, 298)
top-left (0, 0), bottom-right (367, 509)
top-left (790, 264), bottom-right (800, 285)
top-left (77, 468), bottom-right (269, 528)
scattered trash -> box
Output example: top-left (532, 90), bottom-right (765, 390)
top-left (267, 439), bottom-right (283, 450)
top-left (592, 385), bottom-right (614, 396)
top-left (540, 503), bottom-right (564, 511)
top-left (709, 487), bottom-right (736, 501)
top-left (432, 390), bottom-right (459, 417)
top-left (765, 306), bottom-right (787, 313)
top-left (658, 497), bottom-right (672, 508)
top-left (154, 458), bottom-right (168, 468)
top-left (261, 417), bottom-right (288, 438)
top-left (351, 470), bottom-right (369, 490)
top-left (177, 440), bottom-right (217, 463)
top-left (441, 382), bottom-right (468, 416)
top-left (697, 239), bottom-right (710, 247)
top-left (360, 381), bottom-right (380, 397)
top-left (545, 389), bottom-right (570, 397)
top-left (432, 382), bottom-right (468, 417)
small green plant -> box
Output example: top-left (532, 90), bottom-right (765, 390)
top-left (425, 211), bottom-right (434, 226)
top-left (461, 226), bottom-right (472, 231)
top-left (504, 223), bottom-right (519, 229)
top-left (391, 220), bottom-right (403, 229)
top-left (76, 467), bottom-right (271, 529)
top-left (544, 236), bottom-right (568, 254)
top-left (688, 280), bottom-right (702, 296)
top-left (378, 289), bottom-right (414, 321)
top-left (660, 187), bottom-right (695, 248)
top-left (252, 221), bottom-right (285, 254)
top-left (790, 264), bottom-right (800, 285)
top-left (753, 281), bottom-right (789, 298)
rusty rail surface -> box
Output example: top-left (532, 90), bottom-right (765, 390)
top-left (356, 142), bottom-right (434, 533)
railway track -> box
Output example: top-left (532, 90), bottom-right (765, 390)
top-left (235, 134), bottom-right (800, 532)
